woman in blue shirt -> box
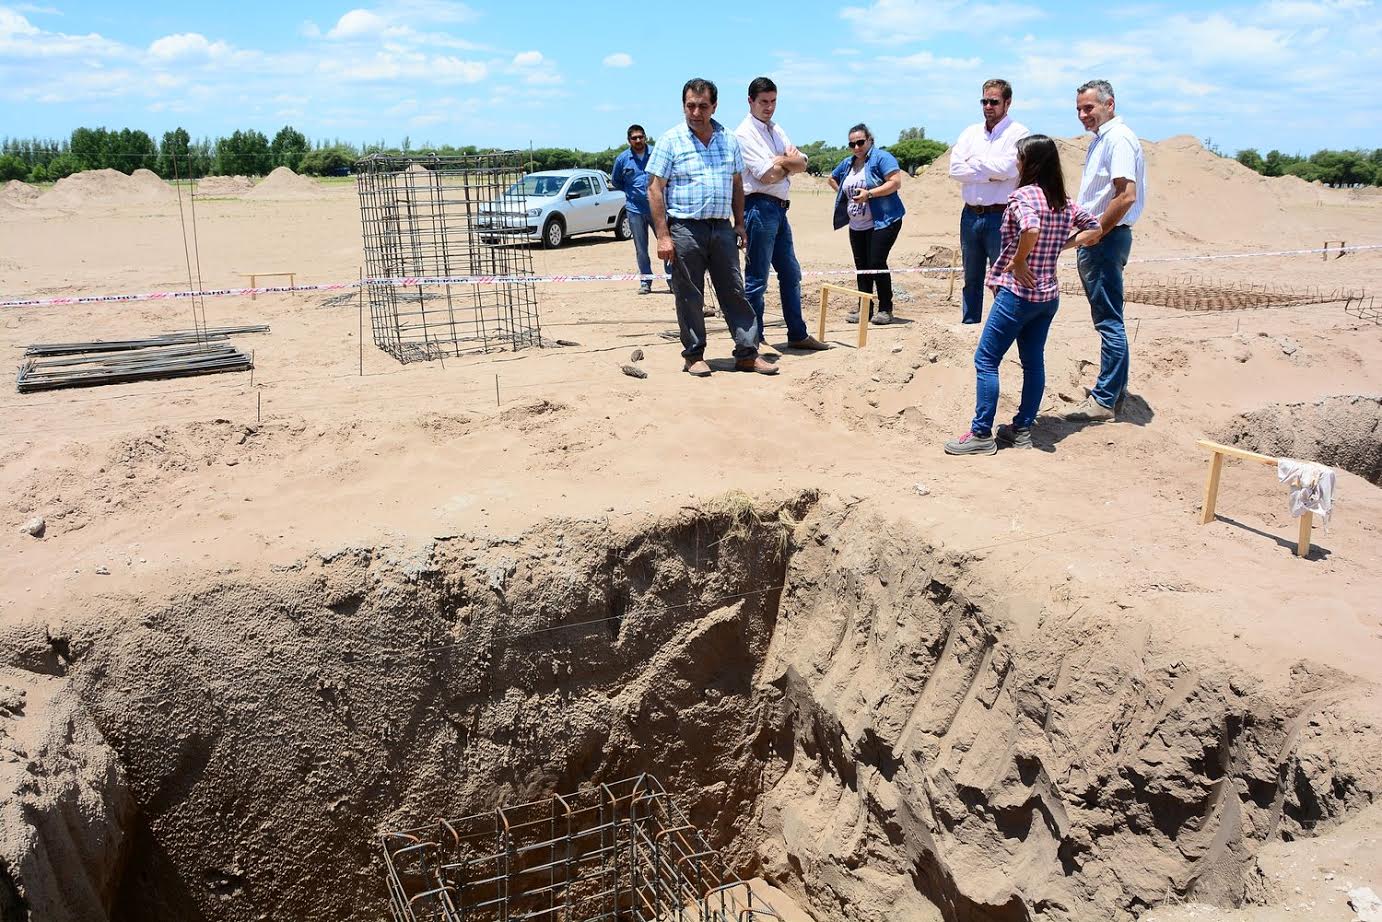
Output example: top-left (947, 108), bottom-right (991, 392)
top-left (830, 124), bottom-right (907, 324)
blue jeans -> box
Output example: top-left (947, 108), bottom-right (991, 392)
top-left (627, 211), bottom-right (670, 287)
top-left (743, 196), bottom-right (807, 342)
top-left (970, 286), bottom-right (1060, 437)
top-left (960, 207), bottom-right (1003, 324)
top-left (1076, 224), bottom-right (1133, 408)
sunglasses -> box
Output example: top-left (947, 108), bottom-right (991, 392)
top-left (980, 97), bottom-right (1003, 106)
top-left (848, 139), bottom-right (869, 148)
top-left (628, 136), bottom-right (645, 142)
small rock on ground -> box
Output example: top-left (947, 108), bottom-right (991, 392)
top-left (20, 516), bottom-right (45, 538)
top-left (620, 364), bottom-right (648, 379)
top-left (629, 348), bottom-right (645, 363)
top-left (1350, 886), bottom-right (1381, 922)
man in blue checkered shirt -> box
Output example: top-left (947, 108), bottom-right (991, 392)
top-left (648, 78), bottom-right (777, 377)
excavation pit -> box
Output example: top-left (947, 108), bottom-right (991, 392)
top-left (1215, 395), bottom-right (1382, 486)
top-left (2, 493), bottom-right (1379, 922)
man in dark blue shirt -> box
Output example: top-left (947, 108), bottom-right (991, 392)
top-left (610, 124), bottom-right (668, 294)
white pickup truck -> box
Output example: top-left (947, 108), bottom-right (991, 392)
top-left (478, 168), bottom-right (632, 248)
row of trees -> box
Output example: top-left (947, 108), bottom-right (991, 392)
top-left (0, 124), bottom-right (953, 185)
top-left (0, 125), bottom-right (319, 183)
top-left (1234, 147), bottom-right (1382, 186)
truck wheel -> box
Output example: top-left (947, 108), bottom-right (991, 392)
top-left (542, 216), bottom-right (566, 249)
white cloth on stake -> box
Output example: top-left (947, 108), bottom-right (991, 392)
top-left (1276, 458), bottom-right (1335, 525)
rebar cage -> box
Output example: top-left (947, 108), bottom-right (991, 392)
top-left (356, 152), bottom-right (542, 363)
top-left (381, 775), bottom-right (782, 922)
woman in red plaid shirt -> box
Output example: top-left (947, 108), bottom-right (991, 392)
top-left (945, 135), bottom-right (1104, 456)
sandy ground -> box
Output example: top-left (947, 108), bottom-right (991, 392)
top-left (2, 144), bottom-right (1381, 918)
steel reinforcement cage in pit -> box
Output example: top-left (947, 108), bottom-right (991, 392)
top-left (381, 775), bottom-right (783, 922)
top-left (356, 152), bottom-right (542, 363)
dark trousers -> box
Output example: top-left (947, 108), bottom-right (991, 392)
top-left (848, 220), bottom-right (903, 316)
top-left (960, 207), bottom-right (1003, 324)
top-left (668, 218), bottom-right (760, 360)
top-left (1076, 224), bottom-right (1134, 408)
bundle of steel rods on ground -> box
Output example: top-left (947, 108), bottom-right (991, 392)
top-left (24, 325), bottom-right (269, 356)
top-left (16, 327), bottom-right (265, 393)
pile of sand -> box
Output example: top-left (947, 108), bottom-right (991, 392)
top-left (35, 168), bottom-right (176, 209)
top-left (2, 179), bottom-right (39, 203)
top-left (243, 166), bottom-right (328, 201)
top-left (896, 133), bottom-right (1339, 249)
top-left (0, 179), bottom-right (40, 214)
top-left (193, 175), bottom-right (255, 197)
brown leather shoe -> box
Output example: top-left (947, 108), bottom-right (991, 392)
top-left (734, 356), bottom-right (779, 375)
top-left (787, 335), bottom-right (831, 351)
top-left (683, 358), bottom-right (712, 377)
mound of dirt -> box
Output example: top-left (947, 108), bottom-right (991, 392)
top-left (243, 166), bottom-right (328, 201)
top-left (1, 180), bottom-right (39, 203)
top-left (898, 133), bottom-right (1342, 249)
top-left (193, 175), bottom-right (254, 197)
top-left (1214, 394), bottom-right (1382, 485)
top-left (35, 168), bottom-right (176, 209)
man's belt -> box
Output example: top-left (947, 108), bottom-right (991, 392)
top-left (964, 203), bottom-right (1006, 214)
top-left (746, 192), bottom-right (790, 210)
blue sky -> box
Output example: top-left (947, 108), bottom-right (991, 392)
top-left (1, 0), bottom-right (1378, 155)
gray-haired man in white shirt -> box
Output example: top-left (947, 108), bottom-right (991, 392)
top-left (735, 76), bottom-right (828, 351)
top-left (949, 78), bottom-right (1029, 324)
top-left (1061, 78), bottom-right (1146, 422)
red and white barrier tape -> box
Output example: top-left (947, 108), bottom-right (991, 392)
top-left (2, 243), bottom-right (1378, 309)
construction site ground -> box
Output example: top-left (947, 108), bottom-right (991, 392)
top-left (0, 141), bottom-right (1380, 922)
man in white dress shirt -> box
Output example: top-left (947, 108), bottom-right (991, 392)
top-left (1061, 79), bottom-right (1146, 422)
top-left (734, 76), bottom-right (828, 351)
top-left (948, 78), bottom-right (1029, 324)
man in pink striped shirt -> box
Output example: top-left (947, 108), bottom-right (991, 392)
top-left (948, 79), bottom-right (1029, 325)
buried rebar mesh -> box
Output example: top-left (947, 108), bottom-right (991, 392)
top-left (356, 152), bottom-right (542, 363)
top-left (381, 775), bottom-right (781, 922)
top-left (1060, 273), bottom-right (1371, 315)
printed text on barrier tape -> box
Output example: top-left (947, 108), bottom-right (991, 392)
top-left (2, 243), bottom-right (1378, 309)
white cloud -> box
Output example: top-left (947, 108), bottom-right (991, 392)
top-left (840, 0), bottom-right (1043, 43)
top-left (602, 51), bottom-right (632, 67)
top-left (0, 8), bottom-right (40, 36)
top-left (148, 33), bottom-right (231, 60)
top-left (328, 9), bottom-right (389, 39)
top-left (511, 50), bottom-right (543, 66)
top-left (319, 48), bottom-right (485, 84)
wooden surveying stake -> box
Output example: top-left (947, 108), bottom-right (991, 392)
top-left (818, 284), bottom-right (877, 349)
top-left (1197, 439), bottom-right (1313, 558)
top-left (243, 271), bottom-right (297, 301)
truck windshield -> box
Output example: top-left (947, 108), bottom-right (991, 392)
top-left (508, 175), bottom-right (567, 197)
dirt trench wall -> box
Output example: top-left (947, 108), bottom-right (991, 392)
top-left (750, 504), bottom-right (1382, 922)
top-left (1215, 394), bottom-right (1382, 485)
top-left (0, 498), bottom-right (801, 922)
top-left (0, 492), bottom-right (1378, 922)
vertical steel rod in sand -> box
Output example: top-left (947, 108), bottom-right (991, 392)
top-left (358, 267), bottom-right (364, 377)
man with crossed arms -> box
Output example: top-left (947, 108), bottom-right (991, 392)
top-left (948, 77), bottom-right (1028, 325)
top-left (734, 76), bottom-right (828, 352)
